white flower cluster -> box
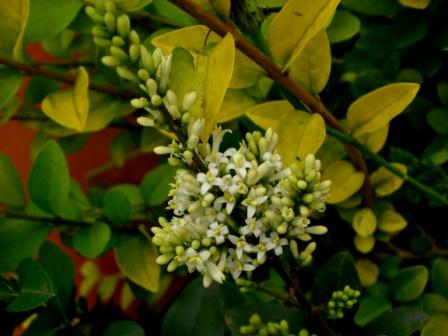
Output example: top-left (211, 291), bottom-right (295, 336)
top-left (85, 0), bottom-right (196, 130)
top-left (152, 127), bottom-right (331, 287)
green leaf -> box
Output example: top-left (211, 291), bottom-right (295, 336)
top-left (140, 164), bottom-right (178, 206)
top-left (341, 0), bottom-right (401, 17)
top-left (109, 131), bottom-right (137, 167)
top-left (365, 307), bottom-right (427, 336)
top-left (268, 0), bottom-right (340, 70)
top-left (432, 258), bottom-right (448, 297)
top-left (27, 140), bottom-right (70, 214)
top-left (312, 251), bottom-right (360, 303)
top-left (322, 160), bottom-right (365, 204)
top-left (7, 258), bottom-right (55, 312)
top-left (73, 222), bottom-right (111, 259)
top-left (115, 0), bottom-right (153, 11)
top-left (327, 10), bottom-right (361, 43)
top-left (162, 278), bottom-right (226, 336)
top-left (399, 0), bottom-right (431, 10)
top-left (0, 219), bottom-right (50, 273)
top-left (426, 108), bottom-right (448, 135)
top-left (104, 320), bottom-right (145, 336)
top-left (422, 315), bottom-right (448, 336)
top-left (390, 265), bottom-right (428, 302)
top-left (437, 81), bottom-right (448, 107)
top-left (0, 68), bottom-right (23, 109)
top-left (0, 279), bottom-right (16, 300)
top-left (115, 234), bottom-right (160, 292)
top-left (39, 242), bottom-right (74, 314)
top-left (226, 302), bottom-right (307, 335)
top-left (354, 295), bottom-right (391, 327)
top-left (0, 153), bottom-right (25, 207)
top-left (347, 83), bottom-right (420, 137)
top-left (288, 30), bottom-right (331, 94)
top-left (417, 293), bottom-right (448, 315)
top-left (41, 67), bottom-right (90, 132)
top-left (246, 100), bottom-right (326, 163)
top-left (352, 208), bottom-right (377, 237)
top-left (25, 0), bottom-right (82, 41)
top-left (103, 189), bottom-right (132, 225)
top-left (377, 203), bottom-right (407, 234)
top-left (0, 0), bottom-right (29, 60)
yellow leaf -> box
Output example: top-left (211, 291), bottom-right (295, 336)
top-left (352, 208), bottom-right (377, 237)
top-left (268, 0), bottom-right (340, 70)
top-left (168, 35), bottom-right (235, 141)
top-left (370, 163), bottom-right (407, 197)
top-left (216, 89), bottom-right (258, 123)
top-left (377, 203), bottom-right (407, 234)
top-left (354, 235), bottom-right (375, 254)
top-left (115, 234), bottom-right (160, 292)
top-left (98, 275), bottom-right (119, 302)
top-left (41, 67), bottom-right (90, 132)
top-left (120, 281), bottom-right (135, 311)
top-left (288, 30), bottom-right (332, 94)
top-left (399, 0), bottom-right (431, 9)
top-left (246, 100), bottom-right (326, 164)
top-left (79, 261), bottom-right (100, 297)
top-left (316, 136), bottom-right (346, 170)
top-left (347, 83), bottom-right (420, 137)
top-left (0, 0), bottom-right (29, 60)
top-left (210, 0), bottom-right (231, 17)
top-left (355, 259), bottom-right (379, 287)
top-left (152, 25), bottom-right (263, 89)
top-left (355, 124), bottom-right (389, 153)
top-left (323, 160), bottom-right (365, 204)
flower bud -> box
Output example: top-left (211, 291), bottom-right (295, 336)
top-left (104, 12), bottom-right (115, 32)
top-left (131, 98), bottom-right (148, 109)
top-left (110, 45), bottom-right (128, 61)
top-left (101, 55), bottom-right (120, 67)
top-left (129, 44), bottom-right (140, 63)
top-left (306, 225), bottom-right (327, 235)
top-left (138, 69), bottom-right (150, 81)
top-left (116, 14), bottom-right (131, 37)
top-left (151, 94), bottom-right (162, 106)
top-left (146, 79), bottom-right (158, 96)
top-left (93, 37), bottom-right (111, 47)
top-left (129, 30), bottom-right (140, 44)
top-left (182, 91), bottom-right (198, 111)
top-left (92, 26), bottom-right (109, 38)
top-left (112, 35), bottom-right (125, 47)
top-left (154, 146), bottom-right (175, 155)
top-left (85, 6), bottom-right (104, 23)
top-left (136, 116), bottom-right (155, 127)
top-left (116, 66), bottom-right (138, 82)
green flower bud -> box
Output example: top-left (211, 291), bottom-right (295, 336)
top-left (101, 55), bottom-right (120, 67)
top-left (131, 98), bottom-right (148, 109)
top-left (93, 37), bottom-right (111, 47)
top-left (116, 66), bottom-right (138, 82)
top-left (129, 44), bottom-right (140, 63)
top-left (138, 69), bottom-right (150, 81)
top-left (92, 26), bottom-right (109, 38)
top-left (110, 45), bottom-right (128, 61)
top-left (182, 91), bottom-right (197, 111)
top-left (250, 314), bottom-right (261, 326)
top-left (104, 12), bottom-right (115, 33)
top-left (151, 94), bottom-right (162, 107)
top-left (116, 14), bottom-right (131, 37)
top-left (129, 30), bottom-right (140, 45)
top-left (112, 35), bottom-right (126, 47)
top-left (104, 0), bottom-right (116, 13)
top-left (85, 6), bottom-right (104, 23)
top-left (279, 320), bottom-right (288, 332)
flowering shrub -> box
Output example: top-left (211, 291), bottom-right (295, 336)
top-left (0, 0), bottom-right (447, 335)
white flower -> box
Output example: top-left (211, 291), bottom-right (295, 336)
top-left (262, 232), bottom-right (287, 256)
top-left (227, 151), bottom-right (251, 178)
top-left (241, 188), bottom-right (269, 219)
top-left (228, 235), bottom-right (254, 260)
top-left (206, 222), bottom-right (229, 245)
top-left (196, 166), bottom-right (219, 195)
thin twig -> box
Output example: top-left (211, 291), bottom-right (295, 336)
top-left (0, 56), bottom-right (138, 99)
top-left (167, 0), bottom-right (374, 208)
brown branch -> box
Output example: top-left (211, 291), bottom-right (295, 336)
top-left (168, 0), bottom-right (374, 208)
top-left (0, 56), bottom-right (138, 99)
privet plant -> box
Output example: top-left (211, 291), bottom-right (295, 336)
top-left (0, 0), bottom-right (447, 335)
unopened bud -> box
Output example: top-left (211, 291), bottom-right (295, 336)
top-left (116, 14), bottom-right (131, 37)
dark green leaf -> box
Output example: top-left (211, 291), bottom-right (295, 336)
top-left (0, 278), bottom-right (17, 300)
top-left (354, 295), bottom-right (391, 327)
top-left (162, 278), bottom-right (225, 336)
top-left (73, 222), bottom-right (111, 259)
top-left (312, 251), bottom-right (360, 303)
top-left (341, 0), bottom-right (401, 17)
top-left (25, 0), bottom-right (83, 41)
top-left (437, 81), bottom-right (448, 107)
top-left (426, 108), bottom-right (448, 135)
top-left (39, 242), bottom-right (74, 313)
top-left (432, 258), bottom-right (448, 297)
top-left (140, 164), bottom-right (177, 206)
top-left (365, 307), bottom-right (427, 336)
top-left (390, 265), bottom-right (428, 302)
top-left (0, 219), bottom-right (49, 273)
top-left (27, 140), bottom-right (71, 214)
top-left (0, 153), bottom-right (25, 207)
top-left (0, 68), bottom-right (23, 109)
top-left (327, 10), bottom-right (361, 44)
top-left (103, 320), bottom-right (145, 336)
top-left (104, 189), bottom-right (132, 225)
top-left (417, 293), bottom-right (448, 315)
top-left (7, 258), bottom-right (55, 312)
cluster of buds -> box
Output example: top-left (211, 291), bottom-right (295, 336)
top-left (85, 0), bottom-right (197, 130)
top-left (240, 314), bottom-right (314, 336)
top-left (152, 127), bottom-right (331, 286)
top-left (325, 285), bottom-right (360, 319)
